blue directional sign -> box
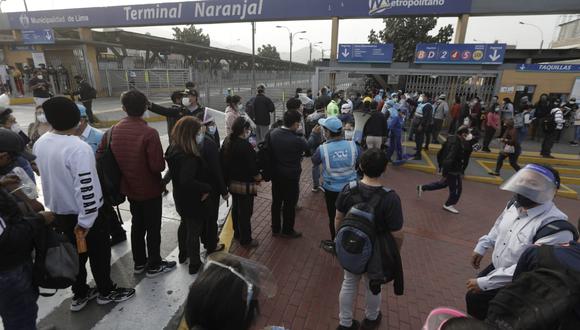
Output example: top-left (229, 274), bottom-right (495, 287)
top-left (414, 43), bottom-right (506, 65)
top-left (516, 63), bottom-right (580, 73)
top-left (338, 44), bottom-right (394, 64)
top-left (21, 29), bottom-right (55, 45)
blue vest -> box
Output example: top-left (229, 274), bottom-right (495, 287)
top-left (320, 140), bottom-right (358, 192)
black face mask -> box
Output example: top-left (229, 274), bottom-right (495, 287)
top-left (514, 194), bottom-right (537, 209)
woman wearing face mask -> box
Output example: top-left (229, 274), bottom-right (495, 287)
top-left (225, 95), bottom-right (242, 136)
top-left (28, 70), bottom-right (50, 106)
top-left (489, 118), bottom-right (521, 177)
top-left (165, 116), bottom-right (212, 274)
top-left (27, 105), bottom-right (52, 147)
top-left (220, 117), bottom-right (261, 248)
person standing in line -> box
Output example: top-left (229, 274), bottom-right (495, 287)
top-left (315, 87), bottom-right (332, 110)
top-left (310, 116), bottom-right (361, 252)
top-left (499, 98), bottom-right (514, 137)
top-left (149, 90), bottom-right (187, 138)
top-left (571, 98), bottom-right (580, 146)
top-left (11, 66), bottom-right (24, 96)
top-left (165, 117), bottom-right (212, 275)
top-left (482, 106), bottom-right (500, 152)
top-left (28, 70), bottom-right (50, 106)
top-left (431, 94), bottom-right (449, 144)
top-left (326, 92), bottom-right (341, 117)
top-left (386, 106), bottom-right (405, 163)
top-left (540, 100), bottom-right (565, 159)
top-left (417, 126), bottom-right (472, 214)
top-left (532, 94), bottom-right (551, 141)
top-left (101, 90), bottom-right (176, 277)
top-left (248, 84), bottom-right (275, 143)
top-left (269, 104), bottom-right (312, 239)
top-left (27, 105), bottom-right (52, 148)
top-left (34, 97), bottom-right (135, 311)
top-left (225, 95), bottom-right (242, 136)
top-left (488, 118), bottom-right (521, 176)
top-left (448, 96), bottom-right (462, 135)
top-left (72, 75), bottom-right (97, 124)
top-left (221, 117), bottom-right (261, 248)
top-left (362, 104), bottom-right (388, 150)
top-left (306, 104), bottom-right (326, 192)
top-left (335, 148), bottom-right (404, 330)
top-left (413, 93), bottom-right (434, 160)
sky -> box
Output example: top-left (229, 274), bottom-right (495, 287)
top-left (0, 0), bottom-right (567, 63)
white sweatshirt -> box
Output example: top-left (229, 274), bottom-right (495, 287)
top-left (33, 132), bottom-right (103, 229)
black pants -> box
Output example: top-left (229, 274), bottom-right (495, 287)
top-left (432, 119), bottom-right (444, 143)
top-left (483, 126), bottom-right (496, 149)
top-left (200, 192), bottom-right (219, 252)
top-left (415, 127), bottom-right (425, 158)
top-left (128, 197), bottom-right (162, 268)
top-left (82, 100), bottom-right (95, 123)
top-left (448, 119), bottom-right (458, 134)
top-left (102, 202), bottom-right (125, 239)
top-left (541, 130), bottom-right (557, 156)
top-left (232, 193), bottom-right (255, 244)
top-left (324, 190), bottom-right (340, 240)
top-left (495, 145), bottom-right (521, 173)
top-left (54, 211), bottom-right (114, 296)
top-left (466, 264), bottom-right (499, 320)
top-left (422, 174), bottom-right (462, 206)
top-left (424, 126), bottom-right (433, 149)
top-left (271, 178), bottom-right (300, 234)
top-left (178, 217), bottom-right (203, 273)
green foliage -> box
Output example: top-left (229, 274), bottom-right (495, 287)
top-left (172, 25), bottom-right (210, 46)
top-left (257, 44), bottom-right (281, 60)
top-left (368, 17), bottom-right (454, 62)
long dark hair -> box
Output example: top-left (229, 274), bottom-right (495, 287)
top-left (222, 117), bottom-right (251, 160)
top-left (226, 95), bottom-right (241, 109)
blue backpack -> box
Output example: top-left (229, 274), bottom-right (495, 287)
top-left (335, 182), bottom-right (391, 275)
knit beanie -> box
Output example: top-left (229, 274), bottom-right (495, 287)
top-left (43, 96), bottom-right (80, 131)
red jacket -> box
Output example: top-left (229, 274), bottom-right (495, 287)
top-left (100, 116), bottom-right (165, 201)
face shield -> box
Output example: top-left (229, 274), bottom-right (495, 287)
top-left (500, 164), bottom-right (558, 204)
top-left (205, 252), bottom-right (277, 317)
top-left (422, 307), bottom-right (466, 330)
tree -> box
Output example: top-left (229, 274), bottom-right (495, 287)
top-left (172, 25), bottom-right (210, 46)
top-left (368, 17), bottom-right (454, 62)
top-left (257, 44), bottom-right (280, 60)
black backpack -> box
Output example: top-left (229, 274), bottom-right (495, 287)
top-left (256, 130), bottom-right (273, 182)
top-left (33, 226), bottom-right (79, 296)
top-left (486, 245), bottom-right (580, 330)
top-left (96, 127), bottom-right (126, 206)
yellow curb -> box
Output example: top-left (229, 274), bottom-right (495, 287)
top-left (400, 151), bottom-right (437, 174)
top-left (10, 97), bottom-right (34, 105)
top-left (559, 184), bottom-right (579, 199)
top-left (219, 208), bottom-right (234, 252)
top-left (479, 160), bottom-right (580, 177)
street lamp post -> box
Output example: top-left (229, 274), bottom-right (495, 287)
top-left (519, 21), bottom-right (544, 50)
top-left (299, 37), bottom-right (322, 64)
top-left (276, 25), bottom-right (306, 87)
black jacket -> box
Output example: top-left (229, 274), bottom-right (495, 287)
top-left (220, 136), bottom-right (259, 183)
top-left (0, 188), bottom-right (45, 271)
top-left (74, 80), bottom-right (96, 101)
top-left (199, 136), bottom-right (228, 196)
top-left (165, 146), bottom-right (212, 218)
top-left (269, 127), bottom-right (311, 180)
top-left (440, 135), bottom-right (467, 175)
top-left (251, 94), bottom-right (275, 126)
top-left (363, 111), bottom-right (388, 138)
top-left (149, 103), bottom-right (201, 136)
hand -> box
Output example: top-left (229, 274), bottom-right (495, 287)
top-left (38, 211), bottom-right (55, 224)
top-left (312, 125), bottom-right (322, 134)
top-left (74, 225), bottom-right (88, 239)
top-left (0, 174), bottom-right (20, 189)
top-left (201, 193), bottom-right (209, 202)
top-left (466, 278), bottom-right (481, 293)
top-left (471, 252), bottom-right (483, 269)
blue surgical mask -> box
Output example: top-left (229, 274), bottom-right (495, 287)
top-left (196, 133), bottom-right (204, 145)
top-left (208, 125), bottom-right (217, 135)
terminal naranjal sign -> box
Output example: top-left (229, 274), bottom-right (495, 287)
top-left (6, 0), bottom-right (473, 29)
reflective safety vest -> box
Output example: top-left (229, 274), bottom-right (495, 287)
top-left (320, 140), bottom-right (359, 192)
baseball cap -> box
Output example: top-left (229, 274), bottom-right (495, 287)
top-left (318, 116), bottom-right (342, 133)
top-left (0, 128), bottom-right (35, 161)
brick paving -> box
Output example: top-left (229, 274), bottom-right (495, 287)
top-left (230, 161), bottom-right (580, 330)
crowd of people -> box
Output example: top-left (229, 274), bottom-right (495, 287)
top-left (0, 80), bottom-right (579, 330)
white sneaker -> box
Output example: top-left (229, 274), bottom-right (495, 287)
top-left (417, 185), bottom-right (422, 198)
top-left (443, 204), bottom-right (459, 214)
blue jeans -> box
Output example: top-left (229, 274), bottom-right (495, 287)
top-left (0, 262), bottom-right (38, 330)
top-left (312, 163), bottom-right (321, 188)
top-left (517, 126), bottom-right (528, 144)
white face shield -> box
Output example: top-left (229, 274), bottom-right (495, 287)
top-left (500, 164), bottom-right (558, 204)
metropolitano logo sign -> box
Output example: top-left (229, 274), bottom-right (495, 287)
top-left (369, 0), bottom-right (447, 15)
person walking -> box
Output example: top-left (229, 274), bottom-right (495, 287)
top-left (417, 126), bottom-right (472, 214)
top-left (363, 105), bottom-right (388, 150)
top-left (72, 75), bottom-right (97, 124)
top-left (248, 84), bottom-right (275, 143)
top-left (482, 106), bottom-right (500, 152)
top-left (225, 95), bottom-right (242, 136)
top-left (540, 100), bottom-right (565, 158)
top-left (311, 116), bottom-right (361, 252)
top-left (431, 94), bottom-right (449, 144)
top-left (221, 117), bottom-right (261, 248)
top-left (448, 96), bottom-right (462, 135)
top-left (165, 117), bottom-right (212, 274)
top-left (102, 90), bottom-right (176, 277)
top-left (499, 98), bottom-right (514, 137)
top-left (489, 118), bottom-right (522, 176)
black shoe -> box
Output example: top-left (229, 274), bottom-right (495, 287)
top-left (337, 320), bottom-right (360, 330)
top-left (146, 260), bottom-right (177, 277)
top-left (208, 243), bottom-right (226, 253)
top-left (320, 240), bottom-right (336, 254)
top-left (280, 230), bottom-right (302, 239)
top-left (111, 234), bottom-right (127, 246)
top-left (488, 171), bottom-right (500, 176)
top-left (413, 156), bottom-right (422, 160)
top-left (272, 231), bottom-right (282, 237)
top-left (189, 264), bottom-right (202, 275)
top-left (482, 148), bottom-right (491, 152)
top-left (361, 312), bottom-right (382, 330)
top-left (542, 154), bottom-right (555, 159)
top-left (178, 253), bottom-right (187, 264)
top-left (97, 286), bottom-right (135, 305)
top-left (241, 239), bottom-right (259, 248)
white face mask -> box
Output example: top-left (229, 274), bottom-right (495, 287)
top-left (208, 125), bottom-right (217, 135)
top-left (182, 98), bottom-right (191, 107)
top-left (10, 123), bottom-right (21, 133)
top-left (195, 133), bottom-right (204, 145)
top-left (344, 130), bottom-right (354, 140)
top-left (418, 97), bottom-right (424, 103)
top-left (465, 133), bottom-right (474, 141)
top-left (36, 75), bottom-right (43, 80)
top-left (37, 113), bottom-right (47, 123)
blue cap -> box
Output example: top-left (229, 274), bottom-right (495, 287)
top-left (77, 103), bottom-right (87, 117)
top-left (318, 116), bottom-right (342, 133)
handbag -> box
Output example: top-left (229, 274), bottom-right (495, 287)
top-left (228, 180), bottom-right (257, 196)
top-left (503, 144), bottom-right (515, 154)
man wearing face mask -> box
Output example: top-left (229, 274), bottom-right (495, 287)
top-left (0, 106), bottom-right (31, 146)
top-left (417, 126), bottom-right (472, 214)
top-left (465, 164), bottom-right (575, 320)
top-left (28, 70), bottom-right (50, 106)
